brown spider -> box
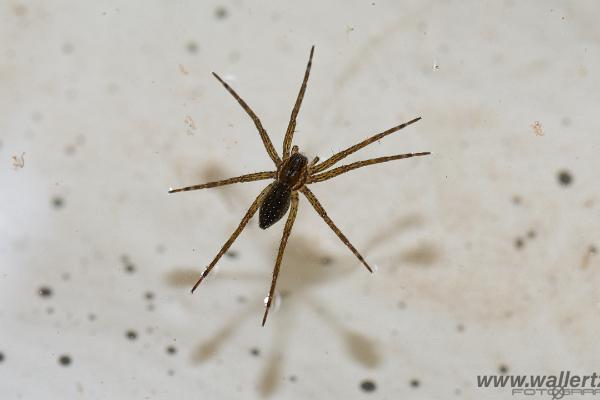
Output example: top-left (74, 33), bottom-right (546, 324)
top-left (169, 46), bottom-right (430, 326)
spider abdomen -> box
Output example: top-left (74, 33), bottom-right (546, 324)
top-left (259, 182), bottom-right (292, 229)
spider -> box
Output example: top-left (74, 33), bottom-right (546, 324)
top-left (169, 46), bottom-right (430, 326)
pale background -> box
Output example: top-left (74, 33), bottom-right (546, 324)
top-left (1, 1), bottom-right (599, 399)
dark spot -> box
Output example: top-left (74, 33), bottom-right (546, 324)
top-left (511, 195), bottom-right (521, 205)
top-left (289, 375), bottom-right (297, 382)
top-left (121, 255), bottom-right (136, 273)
top-left (88, 313), bottom-right (96, 321)
top-left (225, 250), bottom-right (238, 258)
top-left (236, 295), bottom-right (247, 304)
top-left (514, 237), bottom-right (524, 249)
top-left (166, 346), bottom-right (177, 355)
top-left (320, 256), bottom-right (333, 265)
top-left (499, 364), bottom-right (509, 374)
top-left (456, 323), bottom-right (465, 332)
top-left (31, 111), bottom-right (43, 123)
top-left (186, 41), bottom-right (198, 54)
top-left (46, 307), bottom-right (54, 314)
top-left (61, 272), bottom-right (70, 281)
top-left (58, 355), bottom-right (71, 366)
top-left (250, 347), bottom-right (260, 357)
top-left (410, 379), bottom-right (420, 388)
top-left (64, 144), bottom-right (76, 155)
top-left (61, 43), bottom-right (74, 54)
top-left (146, 304), bottom-right (155, 312)
top-left (155, 244), bottom-right (166, 254)
top-left (51, 196), bottom-right (64, 209)
top-left (360, 379), bottom-right (376, 392)
top-left (215, 6), bottom-right (228, 19)
top-left (38, 286), bottom-right (53, 298)
top-left (125, 330), bottom-right (138, 340)
top-left (527, 230), bottom-right (536, 239)
top-left (557, 170), bottom-right (573, 186)
top-left (0, 352), bottom-right (4, 363)
top-left (144, 291), bottom-right (154, 300)
top-left (590, 245), bottom-right (598, 255)
top-left (167, 369), bottom-right (175, 376)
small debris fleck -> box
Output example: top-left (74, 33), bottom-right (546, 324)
top-left (0, 352), bottom-right (4, 363)
top-left (531, 120), bottom-right (544, 136)
top-left (499, 364), bottom-right (509, 374)
top-left (250, 347), bottom-right (260, 357)
top-left (184, 115), bottom-right (196, 135)
top-left (166, 345), bottom-right (177, 355)
top-left (12, 152), bottom-right (25, 169)
top-left (410, 379), bottom-right (420, 388)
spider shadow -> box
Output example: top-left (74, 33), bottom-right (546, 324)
top-left (165, 234), bottom-right (381, 398)
top-left (164, 210), bottom-right (436, 398)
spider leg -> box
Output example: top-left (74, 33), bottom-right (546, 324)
top-left (283, 46), bottom-right (315, 160)
top-left (309, 152), bottom-right (430, 183)
top-left (262, 191), bottom-right (299, 326)
top-left (212, 72), bottom-right (282, 166)
top-left (300, 187), bottom-right (373, 273)
top-left (169, 171), bottom-right (276, 193)
top-left (312, 117), bottom-right (422, 173)
top-left (191, 183), bottom-right (275, 293)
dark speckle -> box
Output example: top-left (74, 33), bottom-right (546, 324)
top-left (410, 379), bottom-right (420, 388)
top-left (499, 364), bottom-right (509, 374)
top-left (456, 323), bottom-right (465, 332)
top-left (250, 347), bottom-right (260, 357)
top-left (58, 355), bottom-right (71, 366)
top-left (320, 256), bottom-right (333, 266)
top-left (88, 313), bottom-right (96, 321)
top-left (289, 375), bottom-right (297, 382)
top-left (360, 379), bottom-right (376, 392)
top-left (144, 291), bottom-right (154, 300)
top-left (0, 352), bottom-right (4, 363)
top-left (121, 255), bottom-right (136, 273)
top-left (225, 250), bottom-right (238, 258)
top-left (186, 41), bottom-right (198, 54)
top-left (514, 237), bottom-right (524, 249)
top-left (61, 43), bottom-right (74, 54)
top-left (527, 230), bottom-right (536, 239)
top-left (51, 196), bottom-right (65, 209)
top-left (167, 369), bottom-right (175, 376)
top-left (557, 170), bottom-right (573, 186)
top-left (511, 195), bottom-right (522, 205)
top-left (166, 345), bottom-right (177, 355)
top-left (126, 330), bottom-right (138, 340)
top-left (38, 286), bottom-right (53, 298)
top-left (215, 6), bottom-right (228, 19)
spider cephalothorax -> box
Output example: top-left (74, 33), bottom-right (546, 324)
top-left (169, 46), bottom-right (430, 325)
